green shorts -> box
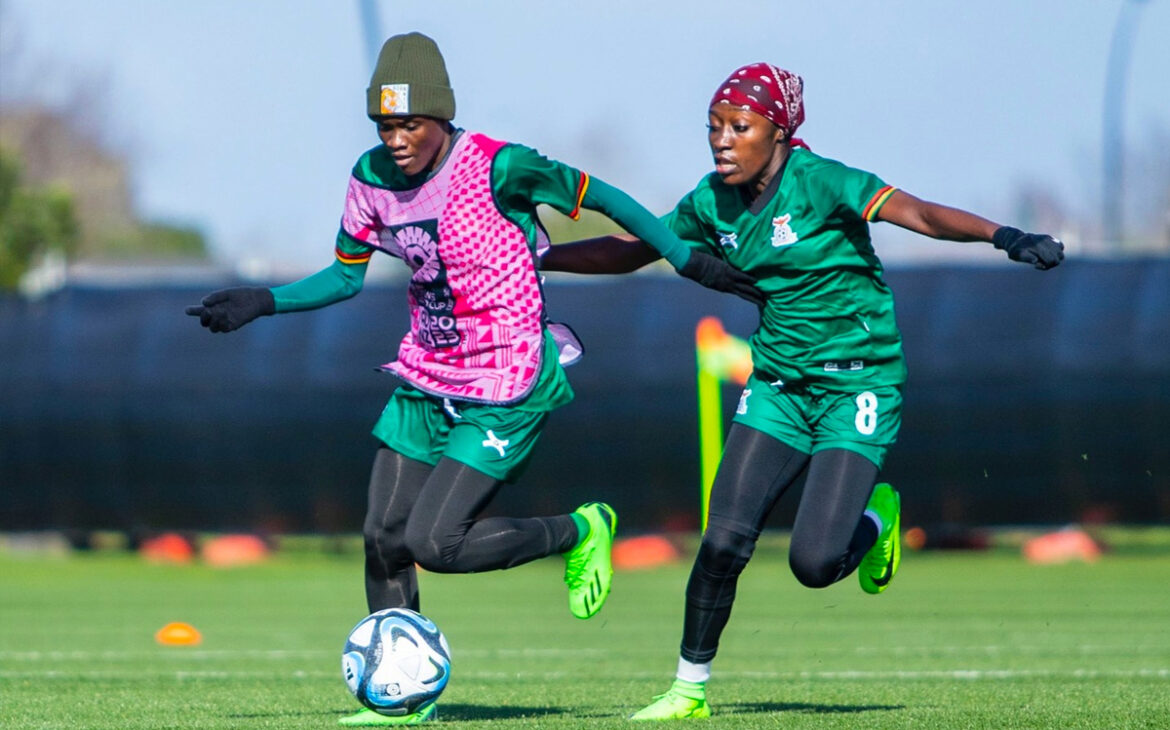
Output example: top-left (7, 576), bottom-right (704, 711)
top-left (372, 386), bottom-right (549, 482)
top-left (731, 373), bottom-right (902, 469)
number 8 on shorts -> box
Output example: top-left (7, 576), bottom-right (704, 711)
top-left (854, 391), bottom-right (879, 436)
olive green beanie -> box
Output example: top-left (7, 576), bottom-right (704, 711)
top-left (366, 32), bottom-right (456, 120)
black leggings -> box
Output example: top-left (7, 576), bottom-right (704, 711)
top-left (681, 424), bottom-right (880, 663)
top-left (362, 447), bottom-right (579, 612)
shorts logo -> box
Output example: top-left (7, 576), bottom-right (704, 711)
top-left (718, 231), bottom-right (739, 250)
top-left (482, 429), bottom-right (509, 457)
top-left (736, 388), bottom-right (752, 415)
top-left (441, 398), bottom-right (463, 421)
top-left (771, 214), bottom-right (799, 247)
top-left (380, 84), bottom-right (410, 115)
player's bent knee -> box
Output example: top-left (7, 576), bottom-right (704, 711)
top-left (403, 530), bottom-right (465, 574)
top-left (363, 523), bottom-right (407, 561)
top-left (697, 525), bottom-right (755, 577)
top-left (364, 534), bottom-right (411, 567)
top-left (788, 546), bottom-right (840, 588)
top-left (404, 542), bottom-right (452, 573)
top-left (412, 552), bottom-right (461, 573)
top-left (362, 532), bottom-right (379, 558)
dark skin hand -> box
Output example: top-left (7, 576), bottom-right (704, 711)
top-left (543, 105), bottom-right (1007, 274)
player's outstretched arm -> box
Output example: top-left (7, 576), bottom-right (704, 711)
top-left (185, 256), bottom-right (369, 333)
top-left (543, 232), bottom-right (763, 306)
top-left (541, 234), bottom-right (661, 274)
top-left (578, 178), bottom-right (764, 304)
top-left (876, 190), bottom-right (1064, 270)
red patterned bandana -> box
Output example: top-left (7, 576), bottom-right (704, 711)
top-left (710, 63), bottom-right (807, 147)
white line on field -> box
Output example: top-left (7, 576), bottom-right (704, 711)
top-left (0, 650), bottom-right (330, 660)
top-left (0, 669), bottom-right (333, 680)
top-left (462, 669), bottom-right (1170, 681)
top-left (726, 669), bottom-right (1170, 680)
top-left (1, 669), bottom-right (1167, 682)
top-left (0, 648), bottom-right (616, 661)
top-left (2, 645), bottom-right (1167, 662)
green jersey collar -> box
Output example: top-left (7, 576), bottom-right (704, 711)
top-left (742, 146), bottom-right (795, 216)
top-left (358, 128), bottom-right (464, 190)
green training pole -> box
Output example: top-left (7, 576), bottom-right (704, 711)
top-left (697, 364), bottom-right (724, 533)
top-left (695, 316), bottom-right (752, 533)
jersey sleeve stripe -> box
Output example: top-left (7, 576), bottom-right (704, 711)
top-left (336, 247), bottom-right (373, 264)
top-left (335, 228), bottom-right (376, 264)
top-left (568, 171), bottom-right (590, 221)
top-left (862, 185), bottom-right (897, 221)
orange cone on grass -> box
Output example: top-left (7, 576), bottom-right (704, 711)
top-left (155, 622), bottom-right (202, 646)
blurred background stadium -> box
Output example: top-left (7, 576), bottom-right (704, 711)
top-left (2, 0), bottom-right (1168, 539)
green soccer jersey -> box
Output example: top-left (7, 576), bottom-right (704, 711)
top-left (663, 147), bottom-right (906, 389)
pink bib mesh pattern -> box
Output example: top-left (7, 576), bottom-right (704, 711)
top-left (340, 133), bottom-right (545, 404)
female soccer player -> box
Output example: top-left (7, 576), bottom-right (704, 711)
top-left (186, 34), bottom-right (759, 727)
top-left (543, 62), bottom-right (1063, 721)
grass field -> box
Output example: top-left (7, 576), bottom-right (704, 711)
top-left (2, 532), bottom-right (1169, 729)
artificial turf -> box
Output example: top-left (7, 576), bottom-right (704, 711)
top-left (1, 532), bottom-right (1168, 729)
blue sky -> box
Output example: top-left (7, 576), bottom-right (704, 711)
top-left (3, 0), bottom-right (1168, 271)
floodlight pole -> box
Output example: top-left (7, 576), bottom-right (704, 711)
top-left (359, 0), bottom-right (385, 66)
top-left (1102, 0), bottom-right (1147, 247)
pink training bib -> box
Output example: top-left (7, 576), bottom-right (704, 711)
top-left (341, 132), bottom-right (548, 404)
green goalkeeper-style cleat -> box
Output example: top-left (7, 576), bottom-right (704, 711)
top-left (563, 502), bottom-right (617, 619)
top-left (338, 703), bottom-right (437, 726)
top-left (859, 483), bottom-right (901, 595)
top-left (629, 679), bottom-right (712, 721)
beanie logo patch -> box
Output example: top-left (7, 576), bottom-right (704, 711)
top-left (380, 84), bottom-right (410, 115)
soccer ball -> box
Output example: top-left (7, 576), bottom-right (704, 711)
top-left (341, 608), bottom-right (452, 716)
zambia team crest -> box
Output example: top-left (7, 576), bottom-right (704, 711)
top-left (771, 214), bottom-right (799, 247)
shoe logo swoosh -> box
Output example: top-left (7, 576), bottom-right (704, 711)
top-left (873, 538), bottom-right (898, 587)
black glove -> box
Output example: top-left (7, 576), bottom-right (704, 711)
top-left (185, 287), bottom-right (275, 333)
top-left (992, 227), bottom-right (1065, 270)
top-left (678, 251), bottom-right (765, 307)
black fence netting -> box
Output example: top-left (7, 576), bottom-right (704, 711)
top-left (2, 259), bottom-right (1168, 532)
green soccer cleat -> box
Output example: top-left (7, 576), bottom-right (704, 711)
top-left (859, 482), bottom-right (901, 594)
top-left (338, 703), bottom-right (437, 726)
top-left (629, 679), bottom-right (712, 721)
top-left (563, 502), bottom-right (617, 619)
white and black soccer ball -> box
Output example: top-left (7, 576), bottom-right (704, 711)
top-left (341, 608), bottom-right (452, 716)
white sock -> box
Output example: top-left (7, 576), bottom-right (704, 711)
top-left (676, 657), bottom-right (711, 684)
top-left (864, 508), bottom-right (882, 533)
